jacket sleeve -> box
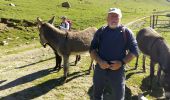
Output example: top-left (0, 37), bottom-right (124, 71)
top-left (89, 27), bottom-right (102, 52)
top-left (125, 28), bottom-right (139, 56)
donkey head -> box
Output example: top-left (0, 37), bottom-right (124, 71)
top-left (37, 16), bottom-right (55, 48)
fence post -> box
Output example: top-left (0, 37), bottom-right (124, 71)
top-left (155, 15), bottom-right (158, 26)
top-left (152, 15), bottom-right (155, 29)
top-left (150, 15), bottom-right (152, 27)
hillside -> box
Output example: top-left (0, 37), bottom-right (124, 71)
top-left (0, 0), bottom-right (170, 28)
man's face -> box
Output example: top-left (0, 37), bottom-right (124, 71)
top-left (107, 13), bottom-right (121, 28)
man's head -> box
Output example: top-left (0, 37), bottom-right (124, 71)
top-left (107, 8), bottom-right (122, 29)
top-left (61, 16), bottom-right (67, 22)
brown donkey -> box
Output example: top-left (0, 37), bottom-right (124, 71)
top-left (37, 17), bottom-right (97, 82)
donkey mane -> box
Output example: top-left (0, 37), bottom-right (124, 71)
top-left (40, 21), bottom-right (97, 54)
top-left (147, 27), bottom-right (164, 40)
top-left (41, 23), bottom-right (96, 41)
top-left (41, 23), bottom-right (66, 38)
top-left (137, 27), bottom-right (164, 55)
top-left (138, 27), bottom-right (164, 40)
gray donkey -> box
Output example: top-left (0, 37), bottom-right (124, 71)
top-left (37, 17), bottom-right (97, 82)
top-left (136, 27), bottom-right (170, 99)
top-left (40, 16), bottom-right (81, 72)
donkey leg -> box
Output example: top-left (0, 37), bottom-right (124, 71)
top-left (74, 55), bottom-right (81, 66)
top-left (149, 60), bottom-right (156, 90)
top-left (142, 55), bottom-right (146, 72)
top-left (134, 55), bottom-right (139, 70)
top-left (77, 55), bottom-right (81, 61)
top-left (157, 65), bottom-right (161, 86)
top-left (87, 59), bottom-right (94, 74)
top-left (74, 55), bottom-right (78, 66)
top-left (76, 55), bottom-right (81, 61)
top-left (63, 55), bottom-right (69, 82)
top-left (53, 52), bottom-right (62, 71)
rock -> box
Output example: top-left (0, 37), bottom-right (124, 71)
top-left (26, 42), bottom-right (29, 44)
top-left (1, 18), bottom-right (17, 27)
top-left (16, 37), bottom-right (20, 39)
top-left (7, 37), bottom-right (13, 40)
top-left (23, 20), bottom-right (36, 27)
top-left (61, 2), bottom-right (71, 8)
top-left (9, 19), bottom-right (22, 23)
top-left (9, 3), bottom-right (16, 7)
top-left (0, 18), bottom-right (37, 28)
top-left (0, 41), bottom-right (8, 46)
top-left (13, 26), bottom-right (24, 30)
top-left (0, 18), bottom-right (8, 23)
top-left (0, 23), bottom-right (8, 31)
top-left (7, 22), bottom-right (17, 27)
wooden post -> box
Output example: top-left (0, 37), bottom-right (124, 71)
top-left (150, 15), bottom-right (152, 27)
top-left (155, 15), bottom-right (158, 26)
top-left (152, 15), bottom-right (155, 29)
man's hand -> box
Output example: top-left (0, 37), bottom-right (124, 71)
top-left (98, 60), bottom-right (110, 69)
top-left (90, 50), bottom-right (110, 69)
top-left (109, 60), bottom-right (122, 70)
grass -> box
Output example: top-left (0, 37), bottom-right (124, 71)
top-left (0, 0), bottom-right (170, 49)
top-left (1, 0), bottom-right (170, 28)
top-left (0, 27), bottom-right (40, 56)
top-left (0, 0), bottom-right (170, 51)
top-left (0, 0), bottom-right (170, 99)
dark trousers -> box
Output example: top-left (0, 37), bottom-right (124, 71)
top-left (93, 64), bottom-right (125, 100)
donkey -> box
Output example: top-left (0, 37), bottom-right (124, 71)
top-left (37, 17), bottom-right (97, 81)
top-left (136, 27), bottom-right (170, 99)
top-left (39, 16), bottom-right (81, 71)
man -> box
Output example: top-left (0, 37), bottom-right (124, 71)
top-left (59, 16), bottom-right (70, 31)
top-left (90, 8), bottom-right (139, 100)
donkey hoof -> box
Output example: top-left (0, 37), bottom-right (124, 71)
top-left (53, 66), bottom-right (61, 72)
top-left (62, 76), bottom-right (67, 83)
top-left (86, 70), bottom-right (91, 75)
top-left (53, 68), bottom-right (57, 71)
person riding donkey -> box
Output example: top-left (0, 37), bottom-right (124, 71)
top-left (90, 8), bottom-right (139, 100)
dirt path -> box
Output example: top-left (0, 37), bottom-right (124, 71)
top-left (0, 45), bottom-right (93, 100)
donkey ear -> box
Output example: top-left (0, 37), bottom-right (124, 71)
top-left (48, 16), bottom-right (55, 25)
top-left (37, 17), bottom-right (43, 25)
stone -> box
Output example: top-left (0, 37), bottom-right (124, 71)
top-left (9, 3), bottom-right (16, 7)
top-left (0, 41), bottom-right (8, 46)
top-left (61, 2), bottom-right (71, 8)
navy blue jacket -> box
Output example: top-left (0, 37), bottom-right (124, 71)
top-left (90, 25), bottom-right (139, 62)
